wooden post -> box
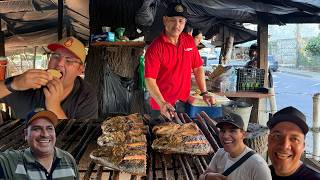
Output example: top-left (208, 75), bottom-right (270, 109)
top-left (219, 26), bottom-right (234, 65)
top-left (313, 93), bottom-right (320, 161)
top-left (58, 0), bottom-right (64, 40)
top-left (295, 24), bottom-right (301, 68)
top-left (0, 18), bottom-right (5, 56)
top-left (257, 23), bottom-right (268, 87)
top-left (224, 34), bottom-right (235, 64)
top-left (250, 21), bottom-right (269, 124)
top-left (33, 46), bottom-right (37, 69)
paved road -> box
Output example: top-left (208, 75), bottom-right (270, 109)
top-left (273, 70), bottom-right (320, 153)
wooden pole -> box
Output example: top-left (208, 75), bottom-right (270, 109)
top-left (250, 19), bottom-right (269, 124)
top-left (224, 33), bottom-right (234, 64)
top-left (257, 22), bottom-right (268, 87)
top-left (58, 0), bottom-right (63, 40)
top-left (268, 87), bottom-right (277, 115)
top-left (33, 46), bottom-right (37, 69)
top-left (295, 24), bottom-right (301, 68)
top-left (313, 93), bottom-right (320, 161)
top-left (219, 26), bottom-right (234, 65)
top-left (0, 18), bottom-right (5, 56)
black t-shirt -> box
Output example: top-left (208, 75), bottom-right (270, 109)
top-left (270, 164), bottom-right (320, 180)
top-left (1, 77), bottom-right (98, 120)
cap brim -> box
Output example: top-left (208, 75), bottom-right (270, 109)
top-left (216, 118), bottom-right (242, 130)
top-left (48, 43), bottom-right (65, 52)
top-left (28, 111), bottom-right (58, 127)
top-left (48, 43), bottom-right (82, 62)
top-left (267, 114), bottom-right (309, 134)
top-left (166, 12), bottom-right (188, 18)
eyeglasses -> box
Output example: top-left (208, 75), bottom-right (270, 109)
top-left (50, 53), bottom-right (82, 65)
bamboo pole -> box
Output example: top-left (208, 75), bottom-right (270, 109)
top-left (312, 93), bottom-right (320, 160)
top-left (268, 87), bottom-right (277, 115)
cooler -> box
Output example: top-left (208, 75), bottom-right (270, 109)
top-left (186, 103), bottom-right (222, 119)
top-left (186, 92), bottom-right (230, 119)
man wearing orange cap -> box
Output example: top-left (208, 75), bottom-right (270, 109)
top-left (0, 36), bottom-right (98, 120)
top-left (0, 108), bottom-right (79, 179)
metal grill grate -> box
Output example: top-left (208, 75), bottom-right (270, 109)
top-left (0, 112), bottom-right (224, 180)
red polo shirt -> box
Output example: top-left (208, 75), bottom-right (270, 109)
top-left (145, 32), bottom-right (203, 110)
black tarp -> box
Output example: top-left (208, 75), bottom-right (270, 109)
top-left (1, 0), bottom-right (320, 52)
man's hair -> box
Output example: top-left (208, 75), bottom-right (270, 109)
top-left (183, 24), bottom-right (193, 34)
top-left (249, 43), bottom-right (258, 58)
top-left (192, 29), bottom-right (202, 37)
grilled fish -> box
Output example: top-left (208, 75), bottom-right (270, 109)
top-left (152, 122), bottom-right (213, 155)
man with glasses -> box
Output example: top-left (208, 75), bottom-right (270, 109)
top-left (267, 106), bottom-right (320, 179)
top-left (0, 36), bottom-right (98, 120)
top-left (145, 2), bottom-right (215, 120)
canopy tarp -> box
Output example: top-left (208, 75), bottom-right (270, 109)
top-left (1, 0), bottom-right (320, 53)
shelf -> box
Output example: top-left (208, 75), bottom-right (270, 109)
top-left (90, 41), bottom-right (145, 47)
top-left (213, 91), bottom-right (272, 98)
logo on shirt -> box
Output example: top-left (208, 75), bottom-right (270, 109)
top-left (184, 48), bottom-right (193, 51)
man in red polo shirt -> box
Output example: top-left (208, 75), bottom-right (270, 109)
top-left (145, 2), bottom-right (215, 120)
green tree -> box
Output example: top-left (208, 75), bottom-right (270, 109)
top-left (305, 35), bottom-right (320, 56)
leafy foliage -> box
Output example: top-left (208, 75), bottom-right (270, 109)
top-left (305, 35), bottom-right (320, 56)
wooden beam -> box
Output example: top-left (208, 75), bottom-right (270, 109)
top-left (58, 0), bottom-right (63, 40)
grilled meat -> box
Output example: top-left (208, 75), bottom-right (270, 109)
top-left (152, 135), bottom-right (213, 155)
top-left (97, 131), bottom-right (126, 146)
top-left (90, 145), bottom-right (147, 175)
top-left (152, 122), bottom-right (213, 155)
top-left (91, 114), bottom-right (147, 175)
top-left (97, 132), bottom-right (147, 147)
top-left (101, 114), bottom-right (147, 134)
top-left (152, 122), bottom-right (180, 136)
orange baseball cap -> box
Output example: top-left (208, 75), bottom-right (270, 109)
top-left (26, 108), bottom-right (59, 127)
top-left (48, 36), bottom-right (86, 63)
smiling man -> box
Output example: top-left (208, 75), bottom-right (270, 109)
top-left (199, 113), bottom-right (271, 180)
top-left (0, 36), bottom-right (98, 119)
top-left (267, 106), bottom-right (320, 179)
top-left (0, 109), bottom-right (79, 179)
top-left (145, 2), bottom-right (215, 120)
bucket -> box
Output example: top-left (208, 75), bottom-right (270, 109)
top-left (0, 57), bottom-right (8, 80)
top-left (222, 101), bottom-right (252, 131)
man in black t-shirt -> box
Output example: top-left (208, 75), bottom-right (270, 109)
top-left (0, 37), bottom-right (98, 120)
top-left (267, 106), bottom-right (320, 179)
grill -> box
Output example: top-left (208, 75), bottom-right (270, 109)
top-left (80, 112), bottom-right (221, 180)
top-left (0, 112), bottom-right (268, 179)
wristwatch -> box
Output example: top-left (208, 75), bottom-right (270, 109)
top-left (4, 76), bottom-right (18, 93)
top-left (200, 91), bottom-right (208, 96)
